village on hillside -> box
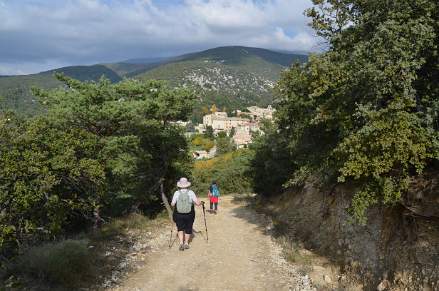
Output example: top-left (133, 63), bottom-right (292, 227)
top-left (186, 105), bottom-right (275, 159)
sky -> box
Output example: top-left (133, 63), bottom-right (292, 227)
top-left (0, 0), bottom-right (321, 75)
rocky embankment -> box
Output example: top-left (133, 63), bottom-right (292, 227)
top-left (259, 177), bottom-right (439, 291)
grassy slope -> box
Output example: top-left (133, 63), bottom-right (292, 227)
top-left (103, 62), bottom-right (163, 77)
top-left (0, 65), bottom-right (121, 115)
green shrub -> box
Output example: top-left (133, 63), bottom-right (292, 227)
top-left (216, 133), bottom-right (236, 155)
top-left (14, 239), bottom-right (92, 288)
top-left (249, 121), bottom-right (296, 197)
top-left (192, 150), bottom-right (253, 195)
top-left (191, 134), bottom-right (214, 151)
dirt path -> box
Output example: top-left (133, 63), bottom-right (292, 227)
top-left (112, 196), bottom-right (314, 291)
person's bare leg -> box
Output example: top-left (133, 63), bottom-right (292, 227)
top-left (184, 233), bottom-right (191, 247)
top-left (178, 231), bottom-right (184, 245)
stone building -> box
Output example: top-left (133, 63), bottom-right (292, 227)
top-left (202, 111), bottom-right (249, 134)
top-left (195, 106), bottom-right (272, 149)
top-left (233, 127), bottom-right (253, 149)
top-left (237, 105), bottom-right (275, 121)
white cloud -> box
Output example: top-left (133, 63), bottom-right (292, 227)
top-left (187, 0), bottom-right (266, 30)
top-left (0, 0), bottom-right (319, 74)
top-left (273, 27), bottom-right (316, 48)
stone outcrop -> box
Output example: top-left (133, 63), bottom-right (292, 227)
top-left (262, 175), bottom-right (439, 290)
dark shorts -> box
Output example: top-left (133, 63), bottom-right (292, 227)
top-left (173, 212), bottom-right (195, 234)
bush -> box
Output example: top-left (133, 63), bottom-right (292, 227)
top-left (216, 133), bottom-right (236, 155)
top-left (192, 150), bottom-right (253, 195)
top-left (191, 134), bottom-right (214, 151)
top-left (14, 239), bottom-right (92, 288)
top-left (249, 121), bottom-right (296, 197)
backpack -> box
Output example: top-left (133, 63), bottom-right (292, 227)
top-left (176, 190), bottom-right (192, 214)
top-left (211, 185), bottom-right (220, 197)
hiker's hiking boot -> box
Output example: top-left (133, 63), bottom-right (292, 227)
top-left (179, 244), bottom-right (184, 251)
top-left (184, 244), bottom-right (190, 250)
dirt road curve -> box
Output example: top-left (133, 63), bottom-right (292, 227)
top-left (113, 196), bottom-right (313, 291)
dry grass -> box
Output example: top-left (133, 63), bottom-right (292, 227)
top-left (12, 239), bottom-right (93, 288)
top-left (193, 151), bottom-right (234, 170)
top-left (277, 236), bottom-right (314, 275)
top-left (2, 212), bottom-right (164, 290)
top-left (95, 212), bottom-right (152, 240)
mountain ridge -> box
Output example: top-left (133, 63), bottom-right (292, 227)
top-left (0, 46), bottom-right (308, 117)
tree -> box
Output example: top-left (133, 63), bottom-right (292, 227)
top-left (216, 134), bottom-right (236, 155)
top-left (239, 113), bottom-right (252, 120)
top-left (0, 75), bottom-right (195, 254)
top-left (0, 113), bottom-right (105, 255)
top-left (202, 106), bottom-right (210, 115)
top-left (270, 0), bottom-right (439, 223)
top-left (204, 126), bottom-right (214, 139)
top-left (249, 121), bottom-right (295, 196)
top-left (210, 104), bottom-right (218, 113)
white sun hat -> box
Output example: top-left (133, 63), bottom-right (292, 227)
top-left (177, 177), bottom-right (191, 188)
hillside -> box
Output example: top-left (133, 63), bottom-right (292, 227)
top-left (47, 65), bottom-right (122, 83)
top-left (0, 65), bottom-right (122, 115)
top-left (0, 74), bottom-right (60, 115)
top-left (103, 61), bottom-right (167, 77)
top-left (181, 46), bottom-right (307, 67)
top-left (0, 46), bottom-right (307, 117)
top-left (134, 46), bottom-right (307, 121)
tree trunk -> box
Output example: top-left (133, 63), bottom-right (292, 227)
top-left (160, 182), bottom-right (173, 221)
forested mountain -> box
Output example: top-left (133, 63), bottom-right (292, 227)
top-left (0, 46), bottom-right (307, 118)
top-left (0, 65), bottom-right (122, 115)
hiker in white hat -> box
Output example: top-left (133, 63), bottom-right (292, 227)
top-left (171, 177), bottom-right (202, 251)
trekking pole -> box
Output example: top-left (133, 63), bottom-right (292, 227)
top-left (201, 201), bottom-right (208, 242)
top-left (168, 226), bottom-right (174, 248)
top-left (159, 180), bottom-right (175, 249)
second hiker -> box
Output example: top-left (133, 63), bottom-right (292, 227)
top-left (208, 181), bottom-right (220, 214)
top-left (171, 177), bottom-right (202, 251)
